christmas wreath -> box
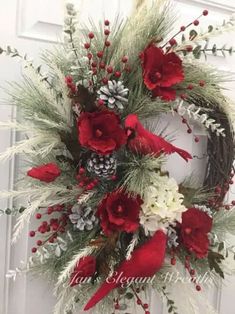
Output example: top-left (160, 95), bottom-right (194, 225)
top-left (1, 1), bottom-right (235, 313)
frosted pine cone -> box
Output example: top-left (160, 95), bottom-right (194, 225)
top-left (69, 204), bottom-right (98, 231)
top-left (87, 153), bottom-right (117, 178)
top-left (97, 80), bottom-right (128, 110)
top-left (167, 226), bottom-right (179, 248)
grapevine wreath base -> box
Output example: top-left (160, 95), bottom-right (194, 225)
top-left (1, 1), bottom-right (235, 314)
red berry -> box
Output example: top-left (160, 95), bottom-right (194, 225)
top-left (215, 186), bottom-right (221, 194)
top-left (169, 38), bottom-right (177, 46)
top-left (229, 180), bottom-right (233, 185)
top-left (145, 312), bottom-right (150, 314)
top-left (36, 213), bottom-right (42, 219)
top-left (104, 29), bottom-right (110, 36)
top-left (114, 71), bottom-right (121, 78)
top-left (232, 200), bottom-right (235, 206)
top-left (143, 304), bottom-right (149, 309)
top-left (32, 247), bottom-right (37, 253)
top-left (29, 231), bottom-right (35, 237)
top-left (111, 175), bottom-right (117, 181)
top-left (84, 43), bottom-right (90, 49)
top-left (88, 32), bottom-right (94, 39)
top-left (187, 84), bottom-right (194, 90)
top-left (186, 45), bottom-right (193, 52)
top-left (87, 52), bottom-right (92, 60)
top-left (199, 80), bottom-right (205, 87)
top-left (171, 258), bottom-right (176, 265)
top-left (180, 26), bottom-right (186, 31)
top-left (121, 56), bottom-right (128, 63)
top-left (51, 222), bottom-right (59, 231)
top-left (187, 129), bottom-right (192, 134)
top-left (182, 118), bottom-right (187, 124)
top-left (196, 285), bottom-right (201, 291)
top-left (114, 304), bottom-right (120, 310)
top-left (102, 77), bottom-right (108, 85)
top-left (65, 76), bottom-right (73, 84)
top-left (195, 137), bottom-right (200, 143)
top-left (86, 184), bottom-right (93, 190)
top-left (92, 68), bottom-right (97, 75)
top-left (190, 269), bottom-right (195, 276)
top-left (185, 255), bottom-right (191, 261)
top-left (180, 93), bottom-right (187, 100)
top-left (203, 10), bottom-right (209, 16)
top-left (104, 20), bottom-right (110, 26)
top-left (47, 207), bottom-right (54, 215)
top-left (137, 299), bottom-right (142, 305)
top-left (37, 240), bottom-right (43, 246)
top-left (99, 61), bottom-right (106, 69)
top-left (193, 20), bottom-right (199, 26)
top-left (97, 51), bottom-right (104, 58)
top-left (79, 167), bottom-right (85, 175)
top-left (91, 61), bottom-right (97, 68)
top-left (225, 205), bottom-right (230, 210)
top-left (105, 40), bottom-right (111, 47)
top-left (98, 99), bottom-right (105, 106)
top-left (107, 66), bottom-right (113, 73)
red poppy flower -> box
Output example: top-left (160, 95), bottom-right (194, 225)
top-left (97, 190), bottom-right (142, 236)
top-left (27, 163), bottom-right (61, 183)
top-left (77, 110), bottom-right (127, 155)
top-left (140, 44), bottom-right (184, 101)
top-left (70, 256), bottom-right (96, 287)
top-left (179, 208), bottom-right (212, 258)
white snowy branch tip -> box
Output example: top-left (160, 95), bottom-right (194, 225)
top-left (174, 101), bottom-right (225, 137)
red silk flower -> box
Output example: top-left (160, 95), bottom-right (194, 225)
top-left (27, 163), bottom-right (61, 183)
top-left (70, 256), bottom-right (96, 287)
top-left (179, 207), bottom-right (212, 258)
top-left (97, 190), bottom-right (142, 236)
top-left (77, 110), bottom-right (127, 155)
top-left (140, 44), bottom-right (184, 101)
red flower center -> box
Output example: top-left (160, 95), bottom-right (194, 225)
top-left (95, 129), bottom-right (103, 137)
top-left (116, 205), bottom-right (124, 213)
top-left (149, 71), bottom-right (162, 83)
top-left (184, 227), bottom-right (192, 235)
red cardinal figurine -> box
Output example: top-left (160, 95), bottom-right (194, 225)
top-left (84, 230), bottom-right (166, 311)
top-left (125, 114), bottom-right (192, 162)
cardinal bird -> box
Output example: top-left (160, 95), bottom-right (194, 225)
top-left (84, 230), bottom-right (166, 311)
top-left (124, 114), bottom-right (192, 162)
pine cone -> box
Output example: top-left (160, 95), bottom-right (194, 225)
top-left (87, 153), bottom-right (117, 178)
top-left (167, 226), bottom-right (179, 248)
top-left (97, 80), bottom-right (128, 110)
top-left (69, 204), bottom-right (98, 231)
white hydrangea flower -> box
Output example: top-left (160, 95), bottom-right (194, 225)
top-left (140, 173), bottom-right (187, 234)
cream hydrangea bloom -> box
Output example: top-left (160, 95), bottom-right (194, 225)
top-left (140, 173), bottom-right (187, 234)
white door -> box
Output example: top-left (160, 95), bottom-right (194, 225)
top-left (0, 1), bottom-right (234, 314)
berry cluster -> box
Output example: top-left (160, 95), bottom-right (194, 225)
top-left (65, 75), bottom-right (77, 94)
top-left (83, 20), bottom-right (131, 88)
top-left (208, 171), bottom-right (235, 209)
top-left (170, 251), bottom-right (202, 292)
top-left (76, 167), bottom-right (99, 190)
top-left (29, 204), bottom-right (69, 253)
top-left (164, 9), bottom-right (209, 49)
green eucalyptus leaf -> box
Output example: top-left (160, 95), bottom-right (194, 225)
top-left (189, 29), bottom-right (198, 40)
top-left (208, 25), bottom-right (213, 32)
top-left (193, 45), bottom-right (202, 59)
